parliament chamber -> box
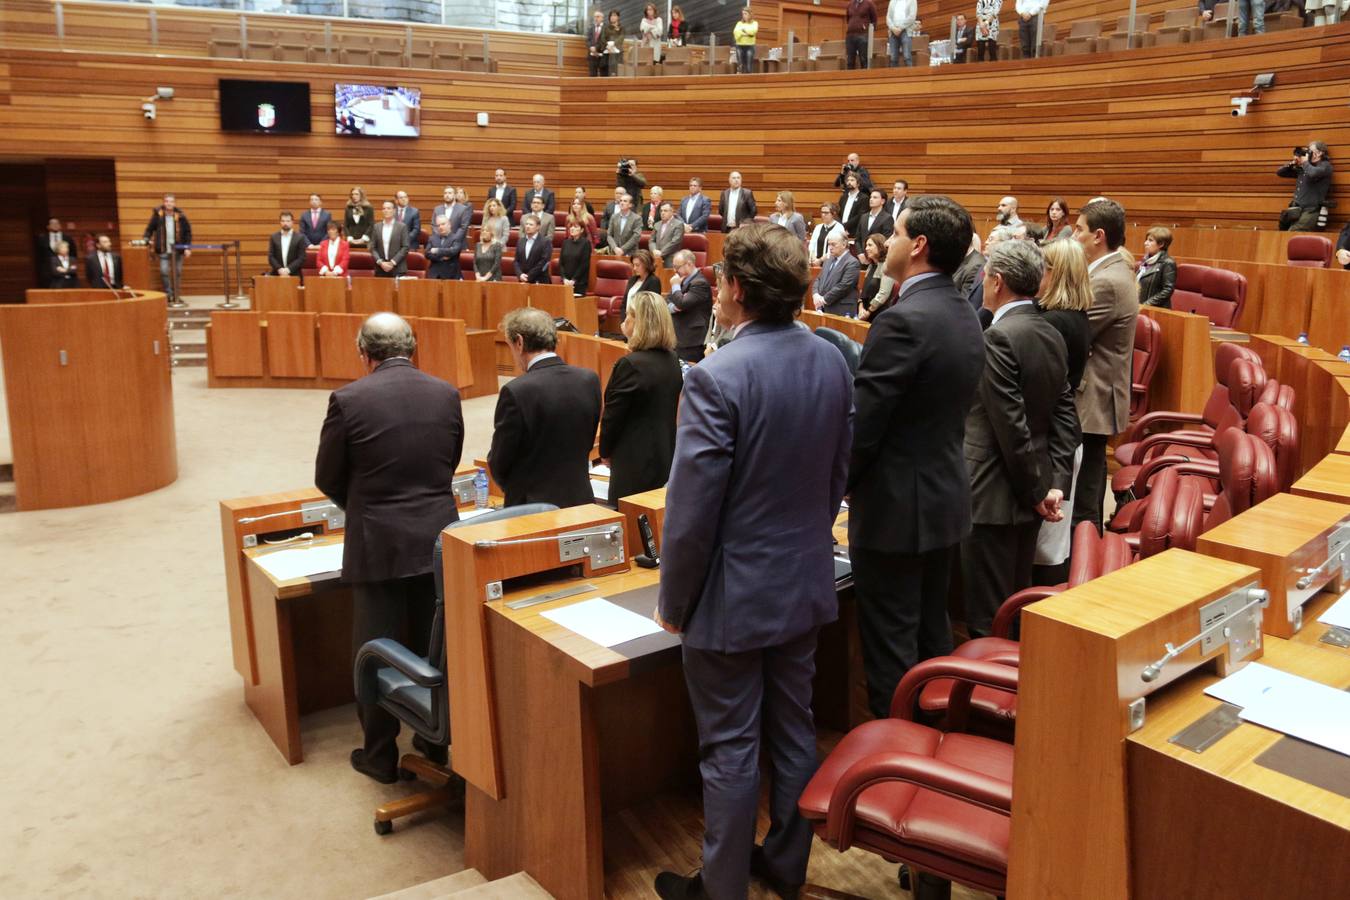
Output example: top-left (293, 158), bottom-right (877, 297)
top-left (4, 1), bottom-right (1350, 898)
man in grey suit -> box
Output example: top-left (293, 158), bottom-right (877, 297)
top-left (1070, 198), bottom-right (1139, 531)
top-left (432, 187), bottom-right (471, 280)
top-left (393, 190), bottom-right (421, 250)
top-left (810, 233), bottom-right (861, 316)
top-left (666, 250), bottom-right (711, 363)
top-left (654, 224), bottom-right (853, 900)
top-left (372, 201), bottom-right (409, 278)
top-left (649, 202), bottom-right (686, 265)
top-left (606, 193), bottom-right (641, 257)
top-left (962, 240), bottom-right (1078, 637)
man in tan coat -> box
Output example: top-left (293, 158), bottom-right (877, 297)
top-left (1071, 198), bottom-right (1138, 532)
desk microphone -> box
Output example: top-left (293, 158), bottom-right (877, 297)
top-left (635, 514), bottom-right (660, 568)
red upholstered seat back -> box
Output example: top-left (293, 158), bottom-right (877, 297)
top-left (1287, 235), bottom-right (1333, 268)
top-left (1130, 315), bottom-right (1161, 421)
top-left (1226, 357), bottom-right (1267, 417)
top-left (1207, 430), bottom-right (1279, 528)
top-left (1244, 402), bottom-right (1300, 491)
top-left (1171, 263), bottom-right (1206, 314)
top-left (1171, 264), bottom-right (1246, 327)
top-left (405, 252), bottom-right (427, 276)
top-left (1137, 468), bottom-right (1205, 558)
top-left (707, 214), bottom-right (724, 231)
top-left (682, 232), bottom-right (709, 267)
top-left (348, 251), bottom-right (376, 276)
top-left (1201, 343), bottom-right (1263, 427)
top-left (593, 258), bottom-right (632, 299)
top-left (1067, 521), bottom-right (1134, 586)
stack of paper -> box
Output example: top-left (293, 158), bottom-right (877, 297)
top-left (1316, 589), bottom-right (1350, 630)
top-left (253, 542), bottom-right (345, 581)
top-left (591, 479), bottom-right (609, 502)
top-left (1206, 662), bottom-right (1350, 757)
top-left (541, 597), bottom-right (662, 647)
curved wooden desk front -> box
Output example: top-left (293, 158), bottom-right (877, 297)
top-left (0, 290), bottom-right (177, 510)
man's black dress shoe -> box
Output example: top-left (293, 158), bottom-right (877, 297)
top-left (654, 871), bottom-right (708, 900)
top-left (751, 845), bottom-right (803, 900)
top-left (412, 734), bottom-right (449, 766)
top-left (350, 749), bottom-right (398, 784)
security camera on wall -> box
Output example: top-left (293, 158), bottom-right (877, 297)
top-left (142, 101), bottom-right (157, 121)
top-left (1231, 97), bottom-right (1254, 117)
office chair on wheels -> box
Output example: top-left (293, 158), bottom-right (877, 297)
top-left (354, 502), bottom-right (558, 835)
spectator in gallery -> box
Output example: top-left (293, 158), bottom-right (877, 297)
top-left (37, 216), bottom-right (74, 287)
top-left (1045, 197), bottom-right (1073, 241)
top-left (344, 186), bottom-right (374, 248)
top-left (976, 0), bottom-right (1002, 62)
top-left (668, 5), bottom-right (688, 44)
top-left (733, 7), bottom-right (759, 74)
top-left (587, 9), bottom-right (610, 77)
top-left (49, 240), bottom-right (78, 288)
top-left (474, 222), bottom-right (503, 282)
top-left (887, 0), bottom-right (918, 67)
top-left (560, 220), bottom-right (593, 294)
top-left (1136, 226), bottom-right (1177, 308)
top-left (834, 152), bottom-right (873, 193)
top-left (482, 198), bottom-right (512, 250)
top-left (845, 0), bottom-right (878, 69)
top-left (317, 221), bottom-right (350, 278)
top-left (954, 13), bottom-right (976, 62)
top-left (142, 193), bottom-right (192, 303)
top-left (86, 233), bottom-right (123, 289)
top-left (1234, 0), bottom-right (1264, 34)
top-left (1016, 0), bottom-right (1048, 58)
top-left (639, 3), bottom-right (664, 62)
top-left (602, 10), bottom-right (626, 76)
top-left (769, 191), bottom-right (807, 241)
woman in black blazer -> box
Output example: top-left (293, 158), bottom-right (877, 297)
top-left (622, 249), bottom-right (661, 316)
top-left (560, 219), bottom-right (592, 294)
top-left (1136, 225), bottom-right (1177, 309)
top-left (344, 185), bottom-right (375, 248)
top-left (599, 289), bottom-right (684, 504)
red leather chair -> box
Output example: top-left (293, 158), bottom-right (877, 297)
top-left (592, 258), bottom-right (633, 321)
top-left (1170, 264), bottom-right (1247, 328)
top-left (1259, 378), bottom-right (1296, 411)
top-left (405, 251), bottom-right (428, 278)
top-left (347, 251), bottom-right (377, 277)
top-left (682, 232), bottom-right (709, 267)
top-left (500, 255), bottom-right (518, 282)
top-left (1130, 314), bottom-right (1162, 423)
top-left (707, 214), bottom-right (724, 232)
top-left (458, 250), bottom-right (475, 279)
top-left (1287, 235), bottom-right (1333, 268)
top-left (800, 657), bottom-right (1018, 899)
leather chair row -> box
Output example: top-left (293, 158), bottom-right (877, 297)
top-left (1171, 262), bottom-right (1247, 327)
top-left (300, 248), bottom-right (429, 279)
top-left (1287, 235), bottom-right (1335, 268)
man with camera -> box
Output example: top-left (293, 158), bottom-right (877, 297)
top-left (616, 158), bottom-right (646, 209)
top-left (833, 152), bottom-right (873, 194)
top-left (1278, 142), bottom-right (1332, 232)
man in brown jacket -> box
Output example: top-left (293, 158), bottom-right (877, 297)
top-left (1070, 198), bottom-right (1138, 532)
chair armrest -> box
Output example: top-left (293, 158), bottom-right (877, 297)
top-left (1132, 453), bottom-right (1208, 495)
top-left (354, 638), bottom-right (443, 704)
top-left (991, 585), bottom-right (1063, 639)
top-left (1136, 428), bottom-right (1217, 461)
top-left (1121, 410), bottom-right (1206, 444)
top-left (824, 751), bottom-right (1013, 850)
top-left (890, 656), bottom-right (1019, 721)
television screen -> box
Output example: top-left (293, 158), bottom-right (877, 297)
top-left (219, 79), bottom-right (311, 133)
top-left (335, 84), bottom-right (421, 138)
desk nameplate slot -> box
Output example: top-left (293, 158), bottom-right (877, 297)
top-left (1321, 626), bottom-right (1350, 649)
top-left (506, 582), bottom-right (597, 610)
top-left (1169, 702), bottom-right (1243, 754)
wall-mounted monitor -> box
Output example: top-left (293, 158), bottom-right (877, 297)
top-left (219, 79), bottom-right (312, 134)
top-left (334, 84), bottom-right (421, 138)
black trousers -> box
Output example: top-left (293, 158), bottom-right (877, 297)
top-left (852, 544), bottom-right (957, 719)
top-left (1019, 18), bottom-right (1038, 58)
top-left (976, 38), bottom-right (997, 62)
top-left (352, 573), bottom-right (437, 772)
top-left (845, 34), bottom-right (869, 69)
top-left (961, 521), bottom-right (1041, 639)
top-left (588, 53), bottom-right (606, 77)
top-left (1072, 432), bottom-right (1110, 534)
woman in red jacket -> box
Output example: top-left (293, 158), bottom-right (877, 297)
top-left (316, 220), bottom-right (350, 277)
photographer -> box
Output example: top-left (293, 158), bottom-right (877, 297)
top-left (1278, 141), bottom-right (1332, 231)
top-left (833, 152), bottom-right (873, 193)
top-left (615, 157), bottom-right (646, 209)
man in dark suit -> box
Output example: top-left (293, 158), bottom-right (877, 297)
top-left (962, 240), bottom-right (1078, 637)
top-left (599, 186), bottom-right (625, 235)
top-left (433, 187), bottom-right (472, 279)
top-left (393, 190), bottom-right (421, 250)
top-left (667, 250), bottom-right (711, 362)
top-left (811, 233), bottom-right (861, 317)
top-left (314, 312), bottom-right (464, 782)
top-left (424, 214), bottom-right (459, 279)
top-left (521, 173), bottom-right (556, 217)
top-left (606, 194), bottom-right (642, 257)
top-left (515, 214), bottom-right (552, 285)
top-left (489, 168), bottom-right (518, 224)
top-left (586, 9), bottom-right (609, 76)
top-left (654, 224), bottom-right (852, 900)
top-left (267, 211), bottom-right (308, 278)
top-left (680, 177), bottom-right (713, 233)
top-left (49, 241), bottom-right (78, 287)
top-left (488, 308), bottom-right (602, 508)
top-left (856, 189), bottom-right (894, 257)
top-left (86, 233), bottom-right (123, 289)
top-left (371, 201), bottom-right (409, 278)
top-left (718, 171), bottom-right (757, 232)
top-left (848, 195), bottom-right (986, 719)
top-left (953, 13), bottom-right (976, 62)
top-left (886, 180), bottom-right (909, 222)
top-left (299, 194), bottom-right (332, 246)
top-left (37, 216), bottom-right (74, 287)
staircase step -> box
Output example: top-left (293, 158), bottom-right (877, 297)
top-left (449, 872), bottom-right (553, 899)
top-left (367, 868), bottom-right (487, 900)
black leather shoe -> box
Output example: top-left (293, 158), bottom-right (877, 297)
top-left (412, 734), bottom-right (449, 766)
top-left (654, 871), bottom-right (708, 900)
top-left (751, 845), bottom-right (802, 900)
top-left (350, 749), bottom-right (398, 784)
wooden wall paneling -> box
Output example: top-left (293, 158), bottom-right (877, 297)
top-left (462, 329), bottom-right (499, 399)
top-left (1256, 263), bottom-right (1317, 339)
top-left (317, 312), bottom-right (367, 381)
top-left (302, 277), bottom-right (349, 313)
top-left (397, 278), bottom-right (443, 318)
top-left (351, 278), bottom-right (397, 315)
top-left (445, 281), bottom-right (486, 328)
top-left (265, 311), bottom-right (319, 378)
top-left (1300, 359), bottom-right (1350, 470)
top-left (484, 283), bottom-right (531, 333)
top-left (1141, 308), bottom-right (1215, 414)
top-left (1306, 267), bottom-right (1350, 355)
top-left (413, 316), bottom-right (474, 389)
top-left (1213, 258), bottom-right (1265, 334)
top-left (562, 332), bottom-right (601, 379)
top-left (1211, 227), bottom-right (1261, 263)
top-left (526, 282), bottom-right (574, 319)
top-left (252, 275), bottom-right (301, 312)
top-left (207, 310), bottom-right (265, 377)
top-left (572, 295), bottom-right (599, 335)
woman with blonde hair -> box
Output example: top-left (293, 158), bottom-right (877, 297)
top-left (598, 290), bottom-right (683, 503)
top-left (1033, 236), bottom-right (1092, 584)
top-left (769, 191), bottom-right (806, 241)
top-left (474, 221), bottom-right (503, 282)
top-left (344, 185), bottom-right (374, 247)
top-left (482, 198), bottom-right (511, 250)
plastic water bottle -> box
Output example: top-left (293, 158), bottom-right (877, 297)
top-left (1339, 346), bottom-right (1350, 364)
top-left (1297, 332), bottom-right (1310, 345)
top-left (474, 467), bottom-right (489, 510)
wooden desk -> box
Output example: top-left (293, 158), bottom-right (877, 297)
top-left (1292, 453), bottom-right (1350, 506)
top-left (1125, 638), bottom-right (1350, 899)
top-left (1140, 306), bottom-right (1214, 414)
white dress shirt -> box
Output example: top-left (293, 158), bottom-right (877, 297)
top-left (683, 195), bottom-right (699, 221)
top-left (990, 298), bottom-right (1035, 326)
top-left (726, 189), bottom-right (741, 226)
top-left (527, 351), bottom-right (558, 370)
top-left (279, 231), bottom-right (293, 267)
top-left (841, 192), bottom-right (860, 225)
top-left (381, 222), bottom-right (394, 255)
top-left (327, 241), bottom-right (340, 268)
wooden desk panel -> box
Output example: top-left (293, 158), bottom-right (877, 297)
top-left (23, 288), bottom-right (121, 304)
top-left (485, 282), bottom-right (530, 331)
top-left (351, 277), bottom-right (396, 315)
top-left (1292, 454), bottom-right (1350, 507)
top-left (121, 242), bottom-right (151, 291)
top-left (412, 317), bottom-right (473, 389)
top-left (252, 275), bottom-right (300, 312)
top-left (265, 312), bottom-right (318, 378)
top-left (445, 281), bottom-right (485, 328)
top-left (596, 337), bottom-right (628, 396)
top-left (560, 332), bottom-right (601, 379)
top-left (1142, 307), bottom-right (1213, 414)
top-left (398, 278), bottom-right (443, 318)
top-left (617, 488), bottom-right (666, 560)
top-left (316, 313), bottom-right (367, 381)
top-left (208, 311), bottom-right (265, 377)
top-left (462, 329), bottom-right (498, 400)
top-left (527, 282), bottom-right (574, 319)
top-left (301, 277), bottom-right (349, 313)
top-left (1256, 264), bottom-right (1316, 339)
top-left (1307, 268), bottom-right (1350, 355)
top-left (1302, 359), bottom-right (1350, 468)
top-left (572, 295), bottom-right (599, 335)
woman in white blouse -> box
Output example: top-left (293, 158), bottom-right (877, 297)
top-left (769, 191), bottom-right (807, 241)
top-left (807, 202), bottom-right (847, 266)
top-left (316, 220), bottom-right (349, 277)
top-left (639, 4), bottom-right (664, 61)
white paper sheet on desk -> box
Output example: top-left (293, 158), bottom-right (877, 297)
top-left (457, 507), bottom-right (495, 521)
top-left (1237, 677), bottom-right (1350, 757)
top-left (1204, 662), bottom-right (1314, 709)
top-left (591, 479), bottom-right (609, 502)
top-left (1317, 588), bottom-right (1350, 630)
top-left (540, 597), bottom-right (662, 647)
top-left (590, 464), bottom-right (612, 477)
top-left (253, 542), bottom-right (345, 581)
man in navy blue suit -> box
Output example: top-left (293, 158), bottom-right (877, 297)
top-left (679, 177), bottom-right (712, 233)
top-left (298, 193), bottom-right (332, 246)
top-left (655, 224), bottom-right (853, 900)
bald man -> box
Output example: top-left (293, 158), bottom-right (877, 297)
top-left (996, 195), bottom-right (1022, 227)
top-left (316, 313), bottom-right (465, 783)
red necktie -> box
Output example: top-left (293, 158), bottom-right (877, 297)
top-left (399, 208), bottom-right (405, 222)
top-left (102, 254), bottom-right (112, 285)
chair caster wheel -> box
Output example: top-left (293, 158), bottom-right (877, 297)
top-left (374, 819), bottom-right (393, 835)
top-left (898, 865), bottom-right (911, 890)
